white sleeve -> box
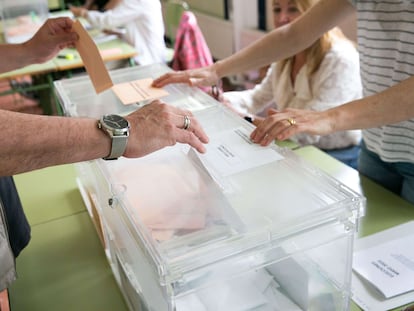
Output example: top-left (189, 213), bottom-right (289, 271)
top-left (86, 1), bottom-right (144, 29)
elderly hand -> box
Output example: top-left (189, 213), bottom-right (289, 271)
top-left (250, 108), bottom-right (335, 146)
top-left (152, 65), bottom-right (220, 88)
top-left (23, 17), bottom-right (78, 64)
top-left (124, 100), bottom-right (209, 157)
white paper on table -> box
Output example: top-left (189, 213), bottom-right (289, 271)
top-left (351, 221), bottom-right (414, 311)
top-left (353, 234), bottom-right (414, 298)
top-left (197, 126), bottom-right (284, 177)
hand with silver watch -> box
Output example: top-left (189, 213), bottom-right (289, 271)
top-left (98, 114), bottom-right (130, 160)
top-left (96, 100), bottom-right (210, 161)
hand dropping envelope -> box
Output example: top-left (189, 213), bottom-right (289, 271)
top-left (72, 20), bottom-right (169, 103)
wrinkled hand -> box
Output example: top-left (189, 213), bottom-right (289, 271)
top-left (152, 65), bottom-right (219, 88)
top-left (250, 108), bottom-right (333, 146)
top-left (24, 17), bottom-right (78, 64)
top-left (124, 100), bottom-right (209, 157)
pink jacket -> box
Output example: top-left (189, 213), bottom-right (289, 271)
top-left (172, 11), bottom-right (213, 71)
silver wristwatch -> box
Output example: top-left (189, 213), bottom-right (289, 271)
top-left (98, 114), bottom-right (130, 160)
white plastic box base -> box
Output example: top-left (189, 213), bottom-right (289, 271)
top-left (74, 136), bottom-right (358, 311)
top-left (75, 160), bottom-right (355, 310)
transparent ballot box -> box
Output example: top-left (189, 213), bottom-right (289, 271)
top-left (55, 63), bottom-right (365, 311)
top-left (0, 0), bottom-right (48, 43)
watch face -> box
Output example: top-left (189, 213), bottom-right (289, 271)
top-left (103, 114), bottom-right (129, 129)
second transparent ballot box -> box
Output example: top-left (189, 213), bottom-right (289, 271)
top-left (55, 63), bottom-right (365, 311)
top-left (0, 0), bottom-right (48, 43)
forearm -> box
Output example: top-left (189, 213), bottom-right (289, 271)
top-left (0, 44), bottom-right (36, 73)
top-left (0, 112), bottom-right (110, 176)
top-left (330, 76), bottom-right (414, 131)
top-left (214, 27), bottom-right (299, 78)
top-left (214, 0), bottom-right (352, 79)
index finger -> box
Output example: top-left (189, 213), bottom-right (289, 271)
top-left (175, 129), bottom-right (208, 153)
top-left (184, 115), bottom-right (209, 144)
top-left (168, 105), bottom-right (209, 144)
top-left (152, 71), bottom-right (191, 88)
top-left (250, 111), bottom-right (289, 142)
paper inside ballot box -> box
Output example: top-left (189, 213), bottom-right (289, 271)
top-left (111, 149), bottom-right (246, 243)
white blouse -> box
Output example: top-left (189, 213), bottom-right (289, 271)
top-left (223, 37), bottom-right (363, 150)
top-left (87, 0), bottom-right (166, 65)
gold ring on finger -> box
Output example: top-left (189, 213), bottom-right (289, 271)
top-left (287, 117), bottom-right (296, 126)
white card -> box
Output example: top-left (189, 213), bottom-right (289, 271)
top-left (353, 233), bottom-right (414, 299)
top-left (197, 126), bottom-right (283, 177)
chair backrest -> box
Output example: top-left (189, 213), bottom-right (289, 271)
top-left (163, 0), bottom-right (189, 47)
top-left (171, 11), bottom-right (216, 94)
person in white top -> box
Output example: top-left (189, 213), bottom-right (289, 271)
top-left (71, 0), bottom-right (166, 65)
top-left (221, 0), bottom-right (362, 168)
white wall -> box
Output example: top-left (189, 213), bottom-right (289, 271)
top-left (193, 11), bottom-right (234, 59)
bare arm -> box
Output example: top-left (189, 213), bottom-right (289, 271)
top-left (331, 76), bottom-right (414, 131)
top-left (215, 0), bottom-right (352, 77)
top-left (1, 111), bottom-right (107, 176)
top-left (1, 101), bottom-right (208, 176)
top-left (250, 76), bottom-right (414, 145)
top-left (153, 0), bottom-right (354, 88)
top-left (0, 18), bottom-right (77, 73)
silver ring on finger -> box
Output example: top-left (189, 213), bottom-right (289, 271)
top-left (183, 115), bottom-right (191, 130)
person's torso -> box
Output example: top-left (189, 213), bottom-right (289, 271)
top-left (351, 0), bottom-right (414, 163)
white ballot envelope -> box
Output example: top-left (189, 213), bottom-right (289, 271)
top-left (352, 221), bottom-right (414, 310)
